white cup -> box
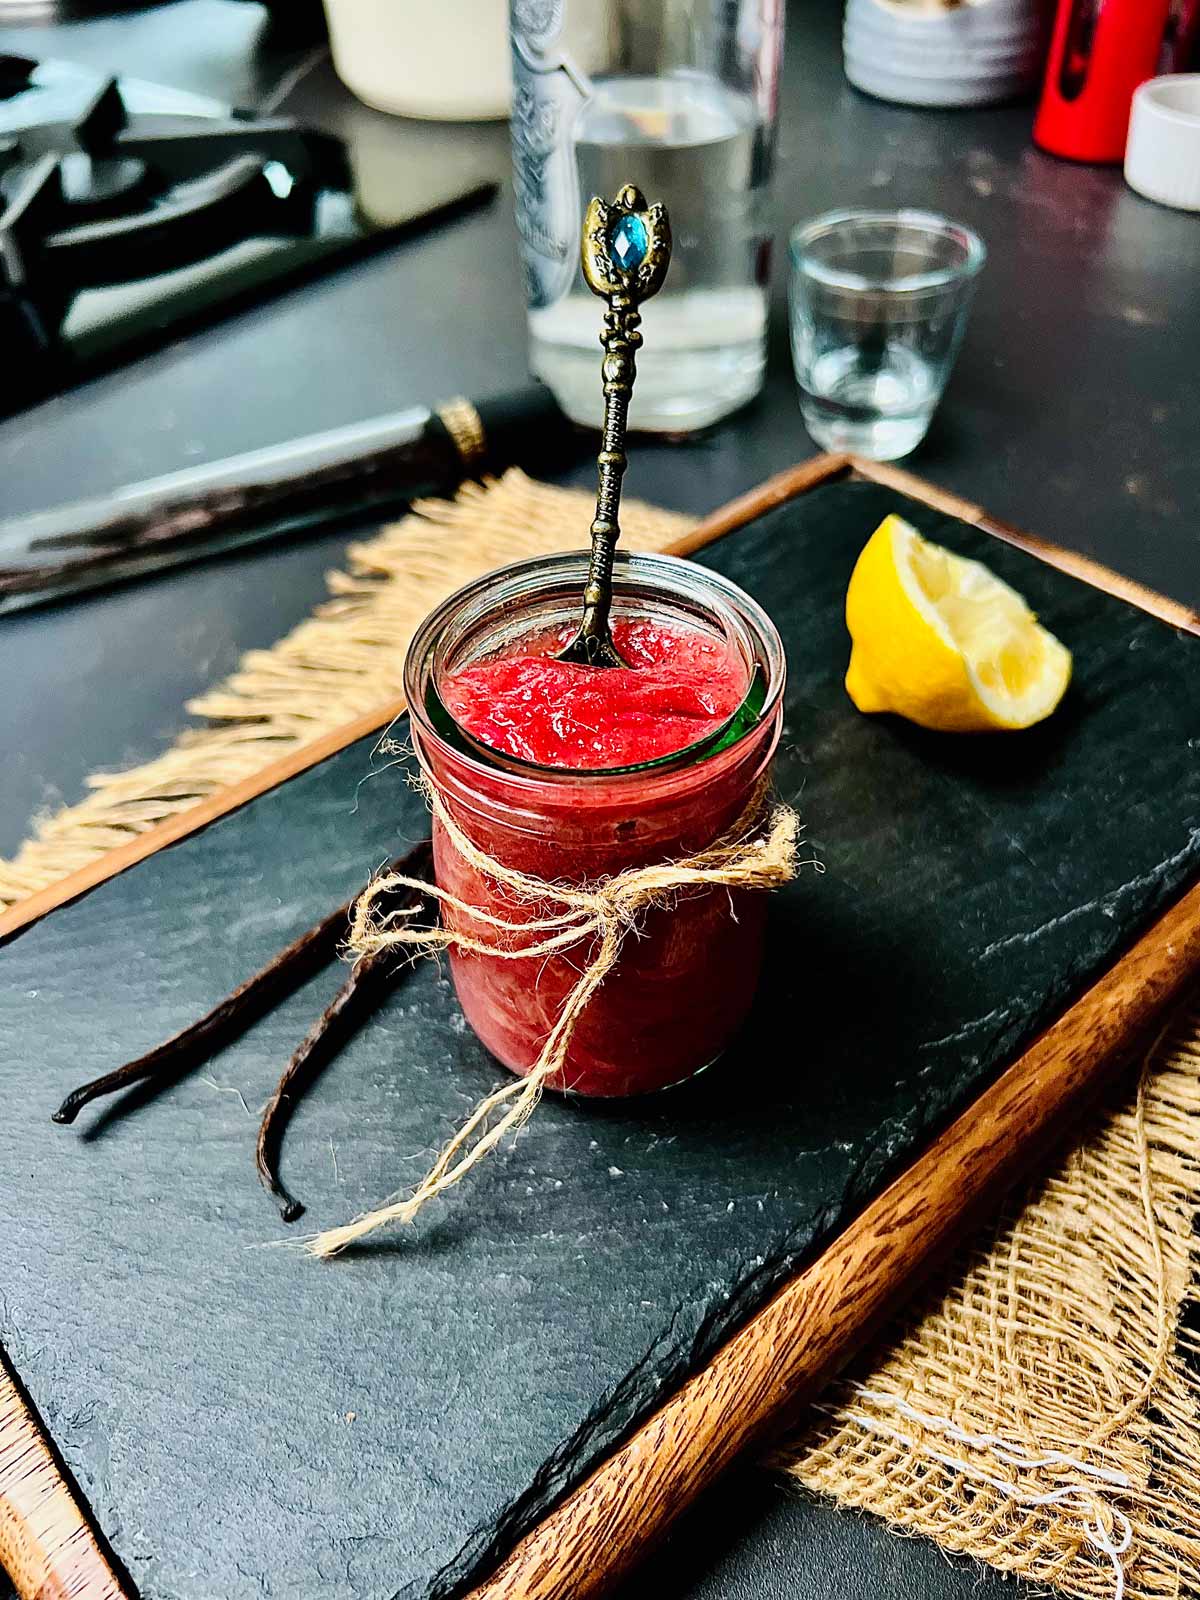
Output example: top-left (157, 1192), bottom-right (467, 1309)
top-left (1125, 75), bottom-right (1200, 213)
top-left (324, 0), bottom-right (511, 121)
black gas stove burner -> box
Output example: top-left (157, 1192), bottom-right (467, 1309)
top-left (0, 56), bottom-right (499, 421)
top-left (0, 57), bottom-right (352, 410)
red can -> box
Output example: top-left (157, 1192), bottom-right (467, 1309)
top-left (1034, 0), bottom-right (1173, 162)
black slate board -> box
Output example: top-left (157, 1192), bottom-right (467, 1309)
top-left (3, 480), bottom-right (1198, 1600)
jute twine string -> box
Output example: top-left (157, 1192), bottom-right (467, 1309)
top-left (308, 776), bottom-right (801, 1258)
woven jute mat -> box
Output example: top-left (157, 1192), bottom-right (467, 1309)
top-left (781, 1021), bottom-right (1200, 1600)
top-left (5, 472), bottom-right (1198, 1597)
top-left (0, 471), bottom-right (692, 909)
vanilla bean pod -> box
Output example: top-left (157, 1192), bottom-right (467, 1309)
top-left (52, 840), bottom-right (433, 1128)
top-left (256, 844), bottom-right (436, 1223)
top-left (51, 909), bottom-right (345, 1126)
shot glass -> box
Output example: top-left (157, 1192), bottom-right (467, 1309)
top-left (789, 210), bottom-right (986, 461)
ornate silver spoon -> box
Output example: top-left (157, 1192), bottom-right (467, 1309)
top-left (557, 183), bottom-right (672, 668)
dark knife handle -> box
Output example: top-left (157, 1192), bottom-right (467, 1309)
top-left (0, 382), bottom-right (582, 614)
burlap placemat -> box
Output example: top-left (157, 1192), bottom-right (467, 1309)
top-left (781, 1017), bottom-right (1200, 1600)
top-left (0, 471), bottom-right (693, 910)
top-left (4, 471), bottom-right (1197, 1596)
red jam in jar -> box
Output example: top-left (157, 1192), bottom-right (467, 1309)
top-left (440, 619), bottom-right (750, 770)
top-left (405, 553), bottom-right (785, 1098)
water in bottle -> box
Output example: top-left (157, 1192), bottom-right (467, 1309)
top-left (529, 73), bottom-right (769, 432)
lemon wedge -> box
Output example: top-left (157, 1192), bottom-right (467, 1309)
top-left (845, 514), bottom-right (1072, 733)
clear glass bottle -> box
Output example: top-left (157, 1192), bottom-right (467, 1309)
top-left (405, 552), bottom-right (785, 1096)
top-left (510, 0), bottom-right (785, 434)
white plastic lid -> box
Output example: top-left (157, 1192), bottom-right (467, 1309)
top-left (1125, 75), bottom-right (1200, 213)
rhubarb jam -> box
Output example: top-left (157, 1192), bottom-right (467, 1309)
top-left (405, 553), bottom-right (784, 1098)
top-left (440, 619), bottom-right (750, 770)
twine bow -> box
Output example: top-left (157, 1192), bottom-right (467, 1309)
top-left (308, 777), bottom-right (802, 1257)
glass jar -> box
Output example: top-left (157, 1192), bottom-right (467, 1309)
top-left (405, 552), bottom-right (785, 1098)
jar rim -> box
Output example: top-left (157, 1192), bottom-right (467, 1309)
top-left (404, 550), bottom-right (786, 793)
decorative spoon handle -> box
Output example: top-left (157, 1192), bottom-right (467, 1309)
top-left (559, 184), bottom-right (672, 668)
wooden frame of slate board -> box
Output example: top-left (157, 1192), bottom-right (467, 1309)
top-left (2, 453), bottom-right (1200, 1600)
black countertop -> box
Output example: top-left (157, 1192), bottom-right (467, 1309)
top-left (2, 3), bottom-right (1196, 1598)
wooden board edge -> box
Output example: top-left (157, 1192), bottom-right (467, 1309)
top-left (0, 695), bottom-right (409, 944)
top-left (467, 871), bottom-right (1200, 1600)
top-left (1, 1352), bottom-right (131, 1600)
top-left (666, 453), bottom-right (850, 555)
